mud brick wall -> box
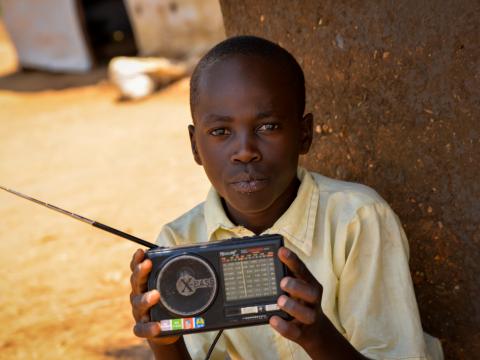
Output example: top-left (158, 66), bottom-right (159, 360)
top-left (219, 1), bottom-right (479, 358)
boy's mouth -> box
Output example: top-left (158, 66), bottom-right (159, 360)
top-left (229, 173), bottom-right (268, 194)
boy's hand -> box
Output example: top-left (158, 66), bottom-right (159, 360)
top-left (270, 247), bottom-right (363, 359)
top-left (129, 249), bottom-right (180, 345)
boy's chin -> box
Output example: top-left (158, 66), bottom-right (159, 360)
top-left (224, 191), bottom-right (279, 216)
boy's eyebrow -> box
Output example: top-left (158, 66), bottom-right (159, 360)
top-left (202, 110), bottom-right (276, 124)
top-left (255, 110), bottom-right (274, 120)
top-left (202, 114), bottom-right (233, 124)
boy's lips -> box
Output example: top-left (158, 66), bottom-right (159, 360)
top-left (228, 174), bottom-right (268, 194)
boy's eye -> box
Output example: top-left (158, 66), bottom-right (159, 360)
top-left (209, 128), bottom-right (230, 136)
top-left (257, 123), bottom-right (279, 131)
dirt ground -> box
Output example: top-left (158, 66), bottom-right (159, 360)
top-left (0, 22), bottom-right (210, 359)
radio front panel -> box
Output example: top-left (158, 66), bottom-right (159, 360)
top-left (146, 234), bottom-right (290, 336)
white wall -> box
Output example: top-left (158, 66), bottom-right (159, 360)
top-left (124, 0), bottom-right (225, 57)
top-left (1, 0), bottom-right (92, 72)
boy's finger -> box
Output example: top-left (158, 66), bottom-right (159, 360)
top-left (278, 247), bottom-right (316, 283)
top-left (131, 290), bottom-right (160, 321)
top-left (130, 249), bottom-right (145, 272)
top-left (130, 259), bottom-right (153, 295)
top-left (133, 321), bottom-right (161, 338)
top-left (269, 315), bottom-right (301, 342)
top-left (277, 295), bottom-right (316, 325)
top-left (280, 277), bottom-right (321, 304)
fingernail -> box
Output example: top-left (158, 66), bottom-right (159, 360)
top-left (271, 316), bottom-right (287, 332)
top-left (278, 295), bottom-right (287, 307)
top-left (280, 277), bottom-right (289, 290)
top-left (153, 322), bottom-right (161, 335)
top-left (269, 316), bottom-right (279, 327)
top-left (283, 248), bottom-right (291, 258)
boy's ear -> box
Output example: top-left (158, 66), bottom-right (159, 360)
top-left (188, 124), bottom-right (202, 165)
top-left (299, 113), bottom-right (314, 154)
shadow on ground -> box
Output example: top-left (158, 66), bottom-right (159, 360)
top-left (0, 66), bottom-right (107, 92)
top-left (104, 343), bottom-right (152, 360)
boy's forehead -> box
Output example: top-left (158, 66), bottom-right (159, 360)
top-left (195, 55), bottom-right (296, 119)
top-left (202, 55), bottom-right (277, 89)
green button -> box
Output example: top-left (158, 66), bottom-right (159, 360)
top-left (172, 319), bottom-right (183, 330)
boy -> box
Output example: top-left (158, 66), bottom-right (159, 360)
top-left (129, 36), bottom-right (442, 359)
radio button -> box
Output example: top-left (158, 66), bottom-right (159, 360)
top-left (265, 303), bottom-right (280, 312)
top-left (240, 306), bottom-right (259, 315)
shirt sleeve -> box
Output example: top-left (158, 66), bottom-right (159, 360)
top-left (155, 225), bottom-right (175, 247)
top-left (337, 202), bottom-right (430, 359)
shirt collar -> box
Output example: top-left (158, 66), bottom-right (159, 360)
top-left (204, 167), bottom-right (319, 256)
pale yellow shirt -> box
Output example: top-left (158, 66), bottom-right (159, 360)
top-left (156, 168), bottom-right (443, 360)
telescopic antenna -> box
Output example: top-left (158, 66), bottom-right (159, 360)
top-left (0, 185), bottom-right (157, 249)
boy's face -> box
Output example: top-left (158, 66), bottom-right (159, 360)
top-left (189, 55), bottom-right (312, 221)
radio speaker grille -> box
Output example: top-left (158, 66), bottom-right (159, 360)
top-left (157, 254), bottom-right (217, 316)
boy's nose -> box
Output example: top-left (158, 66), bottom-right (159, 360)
top-left (230, 133), bottom-right (261, 164)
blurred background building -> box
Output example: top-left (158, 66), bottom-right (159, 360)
top-left (0, 0), bottom-right (224, 72)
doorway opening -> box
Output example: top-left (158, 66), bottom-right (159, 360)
top-left (80, 0), bottom-right (138, 64)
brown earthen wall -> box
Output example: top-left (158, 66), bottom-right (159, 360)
top-left (219, 1), bottom-right (479, 358)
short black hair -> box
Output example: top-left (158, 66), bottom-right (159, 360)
top-left (190, 35), bottom-right (305, 118)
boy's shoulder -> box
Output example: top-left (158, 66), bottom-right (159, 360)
top-left (307, 170), bottom-right (390, 218)
top-left (157, 201), bottom-right (207, 246)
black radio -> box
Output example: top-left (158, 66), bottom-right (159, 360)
top-left (146, 234), bottom-right (290, 336)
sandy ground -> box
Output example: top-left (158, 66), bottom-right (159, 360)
top-left (0, 22), bottom-right (210, 359)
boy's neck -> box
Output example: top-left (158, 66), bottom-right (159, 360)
top-left (222, 177), bottom-right (300, 235)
